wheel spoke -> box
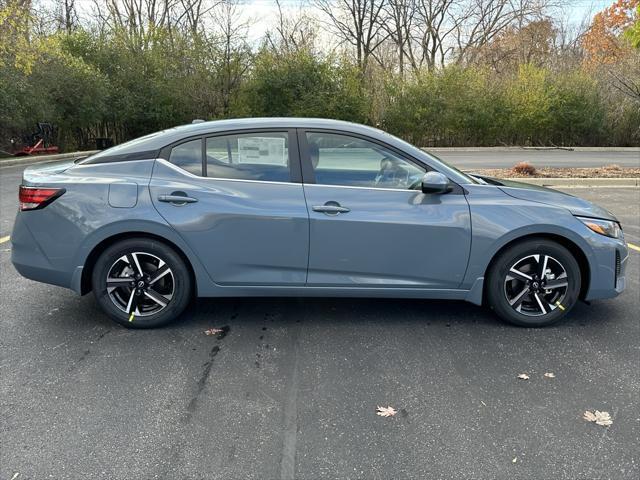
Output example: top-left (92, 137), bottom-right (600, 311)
top-left (540, 255), bottom-right (549, 277)
top-left (127, 253), bottom-right (143, 276)
top-left (545, 279), bottom-right (568, 289)
top-left (149, 265), bottom-right (171, 285)
top-left (144, 288), bottom-right (169, 308)
top-left (125, 289), bottom-right (137, 313)
top-left (508, 267), bottom-right (532, 282)
top-left (107, 277), bottom-right (133, 288)
top-left (534, 293), bottom-right (547, 314)
top-left (509, 287), bottom-right (529, 308)
top-left (545, 273), bottom-right (568, 290)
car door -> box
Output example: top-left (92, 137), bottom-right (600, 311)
top-left (299, 130), bottom-right (471, 288)
top-left (150, 129), bottom-right (309, 286)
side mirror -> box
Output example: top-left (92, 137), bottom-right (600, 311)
top-left (421, 171), bottom-right (452, 194)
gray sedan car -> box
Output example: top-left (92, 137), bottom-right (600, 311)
top-left (11, 118), bottom-right (628, 328)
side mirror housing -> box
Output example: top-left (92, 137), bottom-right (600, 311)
top-left (421, 171), bottom-right (452, 194)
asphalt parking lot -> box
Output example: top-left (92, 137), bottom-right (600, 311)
top-left (1, 162), bottom-right (639, 479)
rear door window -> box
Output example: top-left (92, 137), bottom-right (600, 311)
top-left (168, 139), bottom-right (202, 175)
top-left (205, 132), bottom-right (291, 182)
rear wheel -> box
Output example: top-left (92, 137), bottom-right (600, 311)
top-left (91, 238), bottom-right (192, 328)
top-left (487, 239), bottom-right (581, 327)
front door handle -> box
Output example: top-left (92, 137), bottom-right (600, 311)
top-left (312, 203), bottom-right (350, 215)
top-left (158, 192), bottom-right (198, 205)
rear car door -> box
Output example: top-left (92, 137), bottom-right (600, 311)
top-left (299, 130), bottom-right (471, 288)
top-left (150, 129), bottom-right (309, 286)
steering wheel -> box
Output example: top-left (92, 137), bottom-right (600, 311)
top-left (375, 156), bottom-right (418, 188)
top-left (408, 176), bottom-right (423, 190)
top-left (374, 157), bottom-right (402, 186)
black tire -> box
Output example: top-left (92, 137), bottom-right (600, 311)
top-left (91, 238), bottom-right (192, 328)
top-left (486, 239), bottom-right (581, 327)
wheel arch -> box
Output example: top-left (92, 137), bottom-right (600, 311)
top-left (80, 232), bottom-right (197, 296)
top-left (483, 233), bottom-right (591, 303)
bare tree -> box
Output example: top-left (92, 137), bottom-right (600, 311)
top-left (211, 0), bottom-right (252, 115)
top-left (265, 0), bottom-right (317, 53)
top-left (382, 0), bottom-right (416, 77)
top-left (454, 0), bottom-right (551, 65)
top-left (374, 0), bottom-right (554, 72)
top-left (176, 0), bottom-right (223, 35)
top-left (314, 0), bottom-right (390, 71)
top-left (53, 0), bottom-right (78, 33)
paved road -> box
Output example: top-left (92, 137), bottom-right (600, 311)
top-left (1, 163), bottom-right (639, 479)
top-left (430, 149), bottom-right (640, 169)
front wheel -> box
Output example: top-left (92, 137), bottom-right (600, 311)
top-left (486, 239), bottom-right (581, 327)
top-left (91, 238), bottom-right (192, 328)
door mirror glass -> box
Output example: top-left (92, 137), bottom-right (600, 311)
top-left (421, 172), bottom-right (452, 194)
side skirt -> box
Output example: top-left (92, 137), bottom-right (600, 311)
top-left (197, 284), bottom-right (483, 305)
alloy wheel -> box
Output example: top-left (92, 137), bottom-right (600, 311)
top-left (106, 252), bottom-right (174, 317)
top-left (503, 254), bottom-right (569, 317)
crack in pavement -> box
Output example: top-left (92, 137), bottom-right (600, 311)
top-left (279, 317), bottom-right (302, 480)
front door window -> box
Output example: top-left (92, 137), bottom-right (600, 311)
top-left (305, 132), bottom-right (425, 190)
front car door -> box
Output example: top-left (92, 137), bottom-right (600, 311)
top-left (299, 130), bottom-right (471, 289)
top-left (150, 129), bottom-right (309, 286)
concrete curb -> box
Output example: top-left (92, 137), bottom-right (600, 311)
top-left (508, 177), bottom-right (639, 187)
top-left (0, 151), bottom-right (98, 167)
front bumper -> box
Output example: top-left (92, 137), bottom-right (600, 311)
top-left (584, 236), bottom-right (628, 301)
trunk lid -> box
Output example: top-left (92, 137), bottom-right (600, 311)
top-left (21, 159), bottom-right (77, 186)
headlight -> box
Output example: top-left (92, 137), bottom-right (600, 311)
top-left (576, 216), bottom-right (622, 239)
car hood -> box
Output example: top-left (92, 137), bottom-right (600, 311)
top-left (474, 176), bottom-right (618, 221)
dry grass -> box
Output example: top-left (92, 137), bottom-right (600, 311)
top-left (470, 166), bottom-right (640, 179)
top-left (602, 164), bottom-right (622, 171)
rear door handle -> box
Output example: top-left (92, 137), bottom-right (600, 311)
top-left (312, 204), bottom-right (350, 215)
top-left (158, 193), bottom-right (198, 205)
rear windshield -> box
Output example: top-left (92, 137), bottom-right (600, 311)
top-left (77, 130), bottom-right (167, 164)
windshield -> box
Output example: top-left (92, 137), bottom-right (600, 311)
top-left (420, 150), bottom-right (480, 184)
top-left (372, 129), bottom-right (480, 185)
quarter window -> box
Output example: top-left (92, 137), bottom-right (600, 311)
top-left (168, 139), bottom-right (202, 175)
top-left (305, 132), bottom-right (425, 190)
top-left (206, 132), bottom-right (290, 182)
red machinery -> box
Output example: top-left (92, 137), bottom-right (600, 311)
top-left (11, 123), bottom-right (60, 156)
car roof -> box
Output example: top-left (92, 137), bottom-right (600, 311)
top-left (81, 118), bottom-right (393, 164)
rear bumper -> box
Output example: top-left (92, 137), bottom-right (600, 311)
top-left (10, 212), bottom-right (73, 290)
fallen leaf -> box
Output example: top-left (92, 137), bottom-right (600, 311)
top-left (583, 410), bottom-right (613, 426)
top-left (376, 406), bottom-right (397, 417)
top-left (204, 328), bottom-right (224, 336)
top-left (517, 373), bottom-right (530, 380)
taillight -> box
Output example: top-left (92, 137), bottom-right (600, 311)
top-left (19, 186), bottom-right (65, 211)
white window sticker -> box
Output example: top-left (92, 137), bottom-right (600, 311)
top-left (237, 137), bottom-right (286, 165)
